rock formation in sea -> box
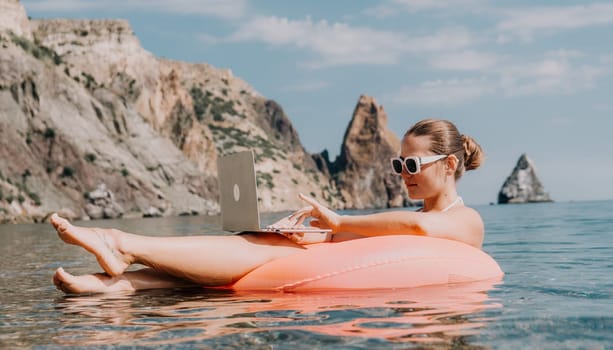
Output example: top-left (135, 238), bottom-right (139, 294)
top-left (0, 0), bottom-right (413, 223)
top-left (320, 95), bottom-right (416, 209)
top-left (498, 153), bottom-right (553, 204)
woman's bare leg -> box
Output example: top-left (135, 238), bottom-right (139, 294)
top-left (53, 267), bottom-right (196, 294)
top-left (50, 214), bottom-right (304, 285)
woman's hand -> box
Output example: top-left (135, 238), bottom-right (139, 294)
top-left (266, 196), bottom-right (335, 244)
top-left (289, 193), bottom-right (342, 233)
top-left (266, 215), bottom-right (306, 230)
top-left (265, 194), bottom-right (340, 244)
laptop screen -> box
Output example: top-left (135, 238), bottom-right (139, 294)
top-left (217, 150), bottom-right (261, 232)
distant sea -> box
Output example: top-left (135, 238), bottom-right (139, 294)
top-left (1, 200), bottom-right (612, 348)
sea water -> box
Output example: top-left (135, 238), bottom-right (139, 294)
top-left (0, 200), bottom-right (612, 349)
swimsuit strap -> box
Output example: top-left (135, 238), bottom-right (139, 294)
top-left (441, 196), bottom-right (463, 212)
top-left (417, 196), bottom-right (463, 213)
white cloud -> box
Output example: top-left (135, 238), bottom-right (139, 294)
top-left (225, 16), bottom-right (474, 67)
top-left (535, 59), bottom-right (570, 78)
top-left (285, 80), bottom-right (331, 92)
top-left (497, 3), bottom-right (613, 41)
top-left (545, 49), bottom-right (585, 60)
top-left (601, 54), bottom-right (613, 65)
top-left (548, 116), bottom-right (574, 127)
top-left (199, 33), bottom-right (221, 45)
top-left (23, 0), bottom-right (248, 19)
top-left (387, 50), bottom-right (610, 106)
top-left (499, 58), bottom-right (601, 97)
top-left (365, 0), bottom-right (488, 18)
top-left (405, 27), bottom-right (474, 53)
top-left (385, 77), bottom-right (494, 106)
top-left (592, 103), bottom-right (613, 111)
top-left (227, 16), bottom-right (404, 66)
top-left (22, 0), bottom-right (97, 11)
top-left (389, 0), bottom-right (488, 12)
top-left (430, 50), bottom-right (499, 71)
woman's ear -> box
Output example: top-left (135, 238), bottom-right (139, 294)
top-left (446, 155), bottom-right (459, 175)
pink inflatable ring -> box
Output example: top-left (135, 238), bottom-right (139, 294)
top-left (231, 235), bottom-right (504, 292)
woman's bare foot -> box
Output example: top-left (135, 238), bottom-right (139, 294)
top-left (53, 268), bottom-right (196, 294)
top-left (53, 267), bottom-right (135, 294)
top-left (50, 213), bottom-right (131, 276)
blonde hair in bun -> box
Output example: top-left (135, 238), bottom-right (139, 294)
top-left (405, 119), bottom-right (484, 180)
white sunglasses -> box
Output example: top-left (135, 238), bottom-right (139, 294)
top-left (390, 155), bottom-right (448, 175)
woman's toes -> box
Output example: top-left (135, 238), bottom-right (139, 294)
top-left (50, 213), bottom-right (67, 229)
top-left (53, 267), bottom-right (74, 293)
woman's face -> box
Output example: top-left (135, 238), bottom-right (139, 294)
top-left (399, 135), bottom-right (447, 199)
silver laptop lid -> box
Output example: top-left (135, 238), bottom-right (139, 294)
top-left (218, 150), bottom-right (261, 232)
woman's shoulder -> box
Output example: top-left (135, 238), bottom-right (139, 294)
top-left (442, 205), bottom-right (484, 247)
top-left (458, 204), bottom-right (481, 215)
top-left (452, 205), bottom-right (483, 224)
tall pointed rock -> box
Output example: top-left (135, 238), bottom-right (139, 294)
top-left (498, 153), bottom-right (553, 204)
top-left (329, 95), bottom-right (410, 209)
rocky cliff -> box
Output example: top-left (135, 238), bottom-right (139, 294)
top-left (498, 153), bottom-right (553, 204)
top-left (320, 95), bottom-right (414, 209)
top-left (0, 0), bottom-right (31, 39)
top-left (0, 0), bottom-right (411, 223)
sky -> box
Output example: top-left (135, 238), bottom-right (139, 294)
top-left (21, 0), bottom-right (613, 205)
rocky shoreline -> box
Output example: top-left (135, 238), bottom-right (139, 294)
top-left (0, 0), bottom-right (414, 223)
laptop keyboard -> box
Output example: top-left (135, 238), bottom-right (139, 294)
top-left (264, 226), bottom-right (330, 233)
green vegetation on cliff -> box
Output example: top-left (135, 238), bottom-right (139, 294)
top-left (9, 32), bottom-right (62, 65)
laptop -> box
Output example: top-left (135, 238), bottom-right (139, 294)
top-left (217, 150), bottom-right (332, 235)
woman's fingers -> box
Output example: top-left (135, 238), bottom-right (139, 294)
top-left (285, 194), bottom-right (337, 231)
top-left (298, 193), bottom-right (322, 210)
top-left (297, 193), bottom-right (340, 230)
top-left (299, 193), bottom-right (336, 218)
top-left (289, 206), bottom-right (312, 223)
top-left (294, 214), bottom-right (307, 226)
top-left (297, 193), bottom-right (327, 218)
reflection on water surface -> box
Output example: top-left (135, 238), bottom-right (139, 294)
top-left (52, 280), bottom-right (501, 348)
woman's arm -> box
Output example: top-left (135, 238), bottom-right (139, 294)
top-left (292, 194), bottom-right (484, 248)
top-left (338, 207), bottom-right (484, 248)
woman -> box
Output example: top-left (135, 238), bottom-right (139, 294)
top-left (51, 118), bottom-right (484, 294)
